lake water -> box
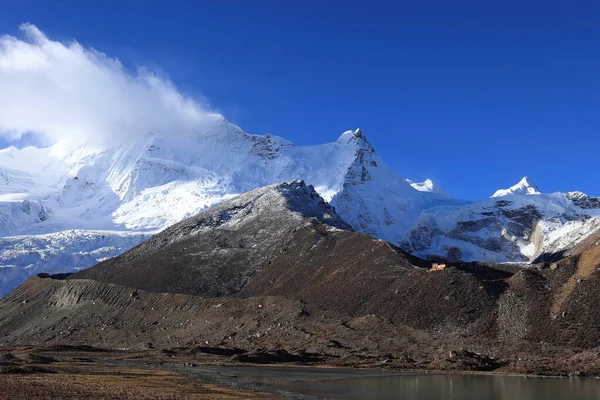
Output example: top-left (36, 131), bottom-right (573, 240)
top-left (283, 373), bottom-right (600, 400)
top-left (191, 365), bottom-right (600, 400)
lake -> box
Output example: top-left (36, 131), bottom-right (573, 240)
top-left (191, 365), bottom-right (600, 399)
top-left (285, 373), bottom-right (600, 400)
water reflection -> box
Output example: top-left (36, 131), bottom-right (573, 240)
top-left (290, 374), bottom-right (600, 400)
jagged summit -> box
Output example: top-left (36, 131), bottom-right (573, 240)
top-left (338, 128), bottom-right (365, 139)
top-left (242, 180), bottom-right (352, 231)
top-left (336, 128), bottom-right (373, 150)
top-left (492, 176), bottom-right (541, 198)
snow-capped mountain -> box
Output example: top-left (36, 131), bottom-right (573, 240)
top-left (406, 186), bottom-right (600, 263)
top-left (1, 114), bottom-right (599, 296)
top-left (492, 177), bottom-right (541, 197)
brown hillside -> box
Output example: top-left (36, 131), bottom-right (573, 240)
top-left (2, 182), bottom-right (600, 376)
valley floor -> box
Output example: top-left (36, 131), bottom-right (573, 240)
top-left (2, 346), bottom-right (600, 400)
top-left (0, 347), bottom-right (282, 400)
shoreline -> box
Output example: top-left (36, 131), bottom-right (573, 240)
top-left (6, 345), bottom-right (600, 379)
top-left (2, 347), bottom-right (600, 399)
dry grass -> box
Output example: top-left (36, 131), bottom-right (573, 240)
top-left (0, 360), bottom-right (278, 400)
top-left (551, 233), bottom-right (600, 318)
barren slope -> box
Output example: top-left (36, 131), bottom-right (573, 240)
top-left (2, 183), bottom-right (600, 376)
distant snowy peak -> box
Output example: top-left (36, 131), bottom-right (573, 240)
top-left (492, 176), bottom-right (541, 198)
top-left (338, 128), bottom-right (366, 140)
top-left (337, 129), bottom-right (450, 197)
top-left (407, 179), bottom-right (450, 198)
top-left (336, 128), bottom-right (374, 152)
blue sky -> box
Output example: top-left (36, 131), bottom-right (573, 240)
top-left (1, 0), bottom-right (599, 200)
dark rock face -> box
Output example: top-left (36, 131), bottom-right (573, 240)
top-left (409, 225), bottom-right (437, 252)
top-left (447, 350), bottom-right (506, 371)
top-left (500, 205), bottom-right (543, 234)
top-left (440, 202), bottom-right (547, 262)
top-left (566, 192), bottom-right (600, 210)
top-left (495, 200), bottom-right (514, 208)
top-left (445, 246), bottom-right (462, 262)
top-left (339, 131), bottom-right (377, 187)
top-left (248, 134), bottom-right (289, 160)
top-left (453, 218), bottom-right (499, 233)
top-left (20, 200), bottom-right (48, 223)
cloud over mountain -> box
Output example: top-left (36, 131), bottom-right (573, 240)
top-left (0, 23), bottom-right (213, 146)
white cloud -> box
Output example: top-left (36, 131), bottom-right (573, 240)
top-left (0, 23), bottom-right (214, 146)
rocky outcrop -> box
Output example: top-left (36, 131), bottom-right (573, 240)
top-left (566, 192), bottom-right (600, 210)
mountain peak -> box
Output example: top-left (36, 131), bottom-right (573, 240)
top-left (336, 129), bottom-right (376, 160)
top-left (71, 180), bottom-right (353, 296)
top-left (196, 180), bottom-right (352, 232)
top-left (492, 176), bottom-right (541, 198)
top-left (352, 128), bottom-right (365, 139)
top-left (406, 178), bottom-right (451, 198)
top-left (337, 128), bottom-right (368, 143)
